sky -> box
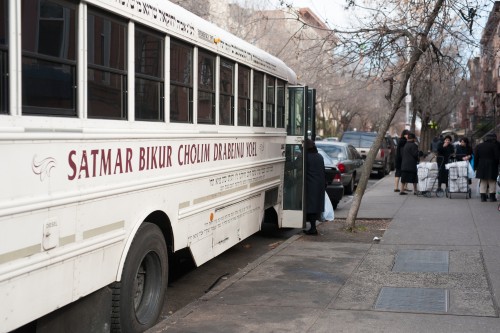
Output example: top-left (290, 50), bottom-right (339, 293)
top-left (259, 0), bottom-right (493, 56)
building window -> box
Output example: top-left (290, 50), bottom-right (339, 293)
top-left (87, 9), bottom-right (127, 119)
top-left (198, 50), bottom-right (215, 124)
top-left (135, 27), bottom-right (164, 121)
top-left (253, 71), bottom-right (264, 127)
top-left (277, 79), bottom-right (285, 128)
top-left (170, 40), bottom-right (193, 123)
top-left (266, 76), bottom-right (275, 127)
top-left (238, 66), bottom-right (250, 126)
top-left (0, 0), bottom-right (7, 114)
top-left (22, 0), bottom-right (77, 116)
top-left (219, 59), bottom-right (234, 125)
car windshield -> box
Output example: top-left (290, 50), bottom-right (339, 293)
top-left (341, 132), bottom-right (376, 148)
top-left (316, 144), bottom-right (344, 161)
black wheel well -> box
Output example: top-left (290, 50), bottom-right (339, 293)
top-left (262, 207), bottom-right (278, 226)
top-left (143, 211), bottom-right (173, 254)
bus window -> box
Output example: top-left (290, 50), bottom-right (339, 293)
top-left (22, 0), bottom-right (77, 117)
top-left (0, 0), bottom-right (7, 114)
top-left (253, 71), bottom-right (264, 127)
top-left (135, 26), bottom-right (164, 121)
top-left (219, 58), bottom-right (234, 125)
top-left (237, 65), bottom-right (250, 126)
top-left (87, 9), bottom-right (127, 119)
top-left (170, 39), bottom-right (193, 123)
top-left (197, 49), bottom-right (215, 124)
top-left (266, 76), bottom-right (275, 127)
top-left (277, 79), bottom-right (285, 128)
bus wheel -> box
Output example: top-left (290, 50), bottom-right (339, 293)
top-left (111, 222), bottom-right (168, 333)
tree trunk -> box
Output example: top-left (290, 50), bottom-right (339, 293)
top-left (345, 0), bottom-right (445, 230)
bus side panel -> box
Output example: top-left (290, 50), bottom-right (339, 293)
top-left (0, 210), bottom-right (124, 332)
top-left (185, 194), bottom-right (263, 266)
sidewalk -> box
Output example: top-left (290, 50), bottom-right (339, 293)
top-left (148, 174), bottom-right (500, 333)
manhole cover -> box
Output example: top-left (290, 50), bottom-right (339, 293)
top-left (393, 250), bottom-right (449, 273)
top-left (374, 287), bottom-right (448, 313)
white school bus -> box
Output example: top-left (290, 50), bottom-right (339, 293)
top-left (0, 0), bottom-right (314, 332)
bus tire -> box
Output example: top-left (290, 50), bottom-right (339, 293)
top-left (111, 222), bottom-right (168, 333)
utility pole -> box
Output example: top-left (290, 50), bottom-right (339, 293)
top-left (406, 82), bottom-right (411, 130)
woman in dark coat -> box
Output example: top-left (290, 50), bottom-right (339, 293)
top-left (455, 137), bottom-right (473, 162)
top-left (400, 133), bottom-right (419, 195)
top-left (437, 135), bottom-right (455, 191)
top-left (304, 139), bottom-right (325, 235)
top-left (394, 129), bottom-right (409, 192)
top-left (474, 133), bottom-right (500, 202)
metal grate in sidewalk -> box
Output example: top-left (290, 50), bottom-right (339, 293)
top-left (392, 249), bottom-right (449, 273)
top-left (374, 287), bottom-right (448, 313)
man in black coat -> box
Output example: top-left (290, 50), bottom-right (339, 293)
top-left (400, 133), bottom-right (419, 195)
top-left (437, 135), bottom-right (455, 191)
top-left (303, 139), bottom-right (325, 235)
top-left (474, 133), bottom-right (500, 202)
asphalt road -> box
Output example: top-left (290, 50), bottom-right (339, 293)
top-left (160, 175), bottom-right (380, 319)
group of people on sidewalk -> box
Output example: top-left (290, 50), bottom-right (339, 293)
top-left (394, 130), bottom-right (500, 202)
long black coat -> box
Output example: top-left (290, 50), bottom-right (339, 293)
top-left (306, 151), bottom-right (325, 214)
top-left (401, 141), bottom-right (419, 172)
top-left (437, 141), bottom-right (455, 184)
top-left (474, 139), bottom-right (499, 180)
top-left (395, 137), bottom-right (407, 170)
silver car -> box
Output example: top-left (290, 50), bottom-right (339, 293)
top-left (316, 142), bottom-right (364, 194)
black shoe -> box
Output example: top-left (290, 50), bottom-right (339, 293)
top-left (490, 194), bottom-right (497, 202)
top-left (400, 192), bottom-right (408, 195)
top-left (481, 194), bottom-right (488, 202)
top-left (303, 229), bottom-right (318, 235)
top-left (394, 189), bottom-right (400, 192)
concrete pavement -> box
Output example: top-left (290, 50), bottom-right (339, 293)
top-left (148, 173), bottom-right (500, 333)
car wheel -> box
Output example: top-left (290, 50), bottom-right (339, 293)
top-left (378, 168), bottom-right (385, 178)
top-left (345, 177), bottom-right (354, 195)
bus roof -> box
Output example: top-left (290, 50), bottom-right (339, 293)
top-left (88, 0), bottom-right (298, 84)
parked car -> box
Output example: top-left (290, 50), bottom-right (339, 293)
top-left (340, 131), bottom-right (391, 177)
top-left (317, 148), bottom-right (344, 210)
top-left (316, 142), bottom-right (364, 194)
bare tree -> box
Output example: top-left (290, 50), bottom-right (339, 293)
top-left (311, 0), bottom-right (489, 229)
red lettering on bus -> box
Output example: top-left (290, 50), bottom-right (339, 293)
top-left (68, 150), bottom-right (77, 180)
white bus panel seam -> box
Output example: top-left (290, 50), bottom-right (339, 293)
top-left (177, 179), bottom-right (281, 219)
top-left (0, 229), bottom-right (126, 282)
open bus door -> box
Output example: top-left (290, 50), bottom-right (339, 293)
top-left (282, 86), bottom-right (316, 228)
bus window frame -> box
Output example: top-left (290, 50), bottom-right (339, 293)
top-left (266, 75), bottom-right (275, 127)
top-left (219, 57), bottom-right (234, 126)
top-left (237, 65), bottom-right (251, 126)
top-left (169, 38), bottom-right (193, 124)
top-left (253, 70), bottom-right (264, 127)
top-left (134, 25), bottom-right (165, 122)
top-left (21, 0), bottom-right (78, 117)
top-left (0, 0), bottom-right (7, 114)
top-left (197, 48), bottom-right (216, 124)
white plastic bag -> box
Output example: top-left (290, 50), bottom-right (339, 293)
top-left (322, 192), bottom-right (334, 221)
top-left (467, 161), bottom-right (475, 179)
